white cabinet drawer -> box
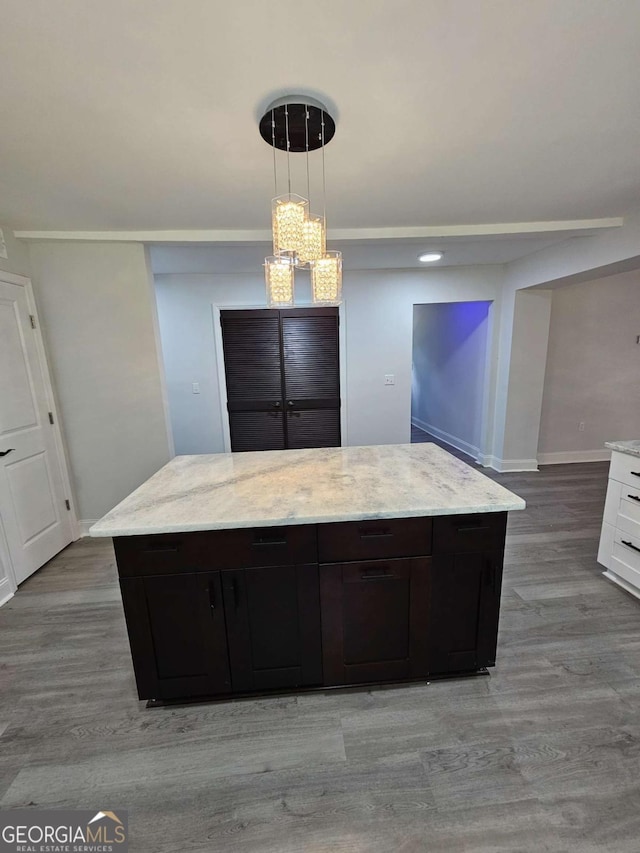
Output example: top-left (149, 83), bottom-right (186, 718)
top-left (612, 528), bottom-right (640, 574)
top-left (616, 489), bottom-right (640, 540)
top-left (609, 451), bottom-right (640, 491)
top-left (608, 554), bottom-right (640, 595)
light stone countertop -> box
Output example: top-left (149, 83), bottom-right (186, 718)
top-left (605, 440), bottom-right (640, 459)
top-left (90, 443), bottom-right (526, 537)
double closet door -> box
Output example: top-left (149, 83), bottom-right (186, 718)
top-left (221, 307), bottom-right (341, 452)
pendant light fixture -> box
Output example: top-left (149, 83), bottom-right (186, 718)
top-left (259, 95), bottom-right (341, 307)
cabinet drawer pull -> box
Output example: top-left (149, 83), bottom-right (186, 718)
top-left (359, 528), bottom-right (393, 539)
top-left (621, 539), bottom-right (640, 554)
top-left (361, 568), bottom-right (395, 581)
top-left (627, 494), bottom-right (640, 503)
top-left (208, 581), bottom-right (216, 610)
top-left (144, 543), bottom-right (180, 554)
top-left (455, 524), bottom-right (490, 533)
top-left (252, 537), bottom-right (287, 547)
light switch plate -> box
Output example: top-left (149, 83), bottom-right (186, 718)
top-left (0, 229), bottom-right (7, 260)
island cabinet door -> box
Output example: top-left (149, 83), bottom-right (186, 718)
top-left (319, 558), bottom-right (430, 686)
top-left (119, 572), bottom-right (231, 700)
top-left (221, 564), bottom-right (323, 692)
top-left (428, 551), bottom-right (504, 674)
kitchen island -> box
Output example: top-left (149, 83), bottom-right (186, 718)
top-left (91, 443), bottom-right (525, 704)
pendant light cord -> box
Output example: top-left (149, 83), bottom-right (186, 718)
top-left (271, 109), bottom-right (277, 196)
top-left (285, 104), bottom-right (291, 195)
top-left (305, 105), bottom-right (311, 203)
top-left (321, 110), bottom-right (327, 229)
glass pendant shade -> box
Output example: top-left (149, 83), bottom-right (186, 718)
top-left (264, 256), bottom-right (295, 308)
top-left (310, 251), bottom-right (342, 305)
top-left (272, 194), bottom-right (308, 257)
top-left (297, 215), bottom-right (326, 266)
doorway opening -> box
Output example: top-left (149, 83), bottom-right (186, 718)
top-left (411, 301), bottom-right (492, 464)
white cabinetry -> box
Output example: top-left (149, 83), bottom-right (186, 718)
top-left (598, 448), bottom-right (640, 600)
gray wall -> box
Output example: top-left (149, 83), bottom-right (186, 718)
top-left (154, 265), bottom-right (504, 456)
top-left (501, 288), bottom-right (552, 467)
top-left (28, 241), bottom-right (172, 521)
top-left (538, 269), bottom-right (640, 461)
top-left (411, 302), bottom-right (491, 457)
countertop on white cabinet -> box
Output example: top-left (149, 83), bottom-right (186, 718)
top-left (605, 440), bottom-right (640, 459)
top-left (90, 444), bottom-right (525, 538)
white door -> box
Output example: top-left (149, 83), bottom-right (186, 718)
top-left (0, 276), bottom-right (74, 585)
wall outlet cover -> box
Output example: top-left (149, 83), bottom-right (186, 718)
top-left (0, 229), bottom-right (8, 260)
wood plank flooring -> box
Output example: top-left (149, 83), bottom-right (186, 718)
top-left (2, 450), bottom-right (640, 852)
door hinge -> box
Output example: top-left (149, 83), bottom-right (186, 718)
top-left (65, 499), bottom-right (71, 511)
top-left (48, 412), bottom-right (55, 425)
top-left (29, 314), bottom-right (36, 329)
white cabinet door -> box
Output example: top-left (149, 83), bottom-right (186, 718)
top-left (0, 277), bottom-right (73, 585)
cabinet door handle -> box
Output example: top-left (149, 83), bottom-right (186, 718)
top-left (231, 577), bottom-right (239, 609)
top-left (632, 471), bottom-right (640, 478)
top-left (627, 494), bottom-right (640, 503)
top-left (621, 539), bottom-right (640, 554)
top-left (0, 449), bottom-right (15, 457)
top-left (287, 400), bottom-right (294, 408)
top-left (361, 568), bottom-right (395, 581)
top-left (455, 524), bottom-right (489, 533)
top-left (359, 528), bottom-right (393, 539)
top-left (485, 560), bottom-right (496, 592)
top-left (273, 401), bottom-right (281, 408)
top-left (208, 580), bottom-right (216, 610)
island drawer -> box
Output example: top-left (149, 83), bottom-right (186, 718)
top-left (114, 525), bottom-right (317, 576)
top-left (610, 451), bottom-right (640, 490)
top-left (317, 517), bottom-right (432, 563)
top-left (433, 512), bottom-right (507, 554)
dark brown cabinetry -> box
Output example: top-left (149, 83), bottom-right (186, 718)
top-left (221, 308), bottom-right (341, 452)
top-left (119, 572), bottom-right (231, 700)
top-left (320, 557), bottom-right (430, 685)
top-left (114, 512), bottom-right (508, 704)
top-left (428, 513), bottom-right (506, 674)
top-left (222, 563), bottom-right (322, 692)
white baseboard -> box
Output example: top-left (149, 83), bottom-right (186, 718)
top-left (0, 576), bottom-right (16, 608)
top-left (79, 519), bottom-right (99, 537)
top-left (537, 449), bottom-right (612, 465)
top-left (411, 418), bottom-right (480, 461)
top-left (484, 456), bottom-right (540, 473)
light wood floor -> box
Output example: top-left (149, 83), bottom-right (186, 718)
top-left (2, 455), bottom-right (640, 852)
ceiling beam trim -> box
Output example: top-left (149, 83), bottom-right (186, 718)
top-left (13, 218), bottom-right (623, 244)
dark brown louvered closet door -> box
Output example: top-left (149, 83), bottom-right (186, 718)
top-left (221, 307), bottom-right (340, 452)
top-left (221, 310), bottom-right (286, 451)
top-left (281, 309), bottom-right (341, 449)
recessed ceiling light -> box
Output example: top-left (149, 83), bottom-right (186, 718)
top-left (418, 251), bottom-right (443, 263)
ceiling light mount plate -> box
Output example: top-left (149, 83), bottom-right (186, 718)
top-left (259, 95), bottom-right (336, 152)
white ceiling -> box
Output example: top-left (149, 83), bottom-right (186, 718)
top-left (1, 0), bottom-right (639, 232)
